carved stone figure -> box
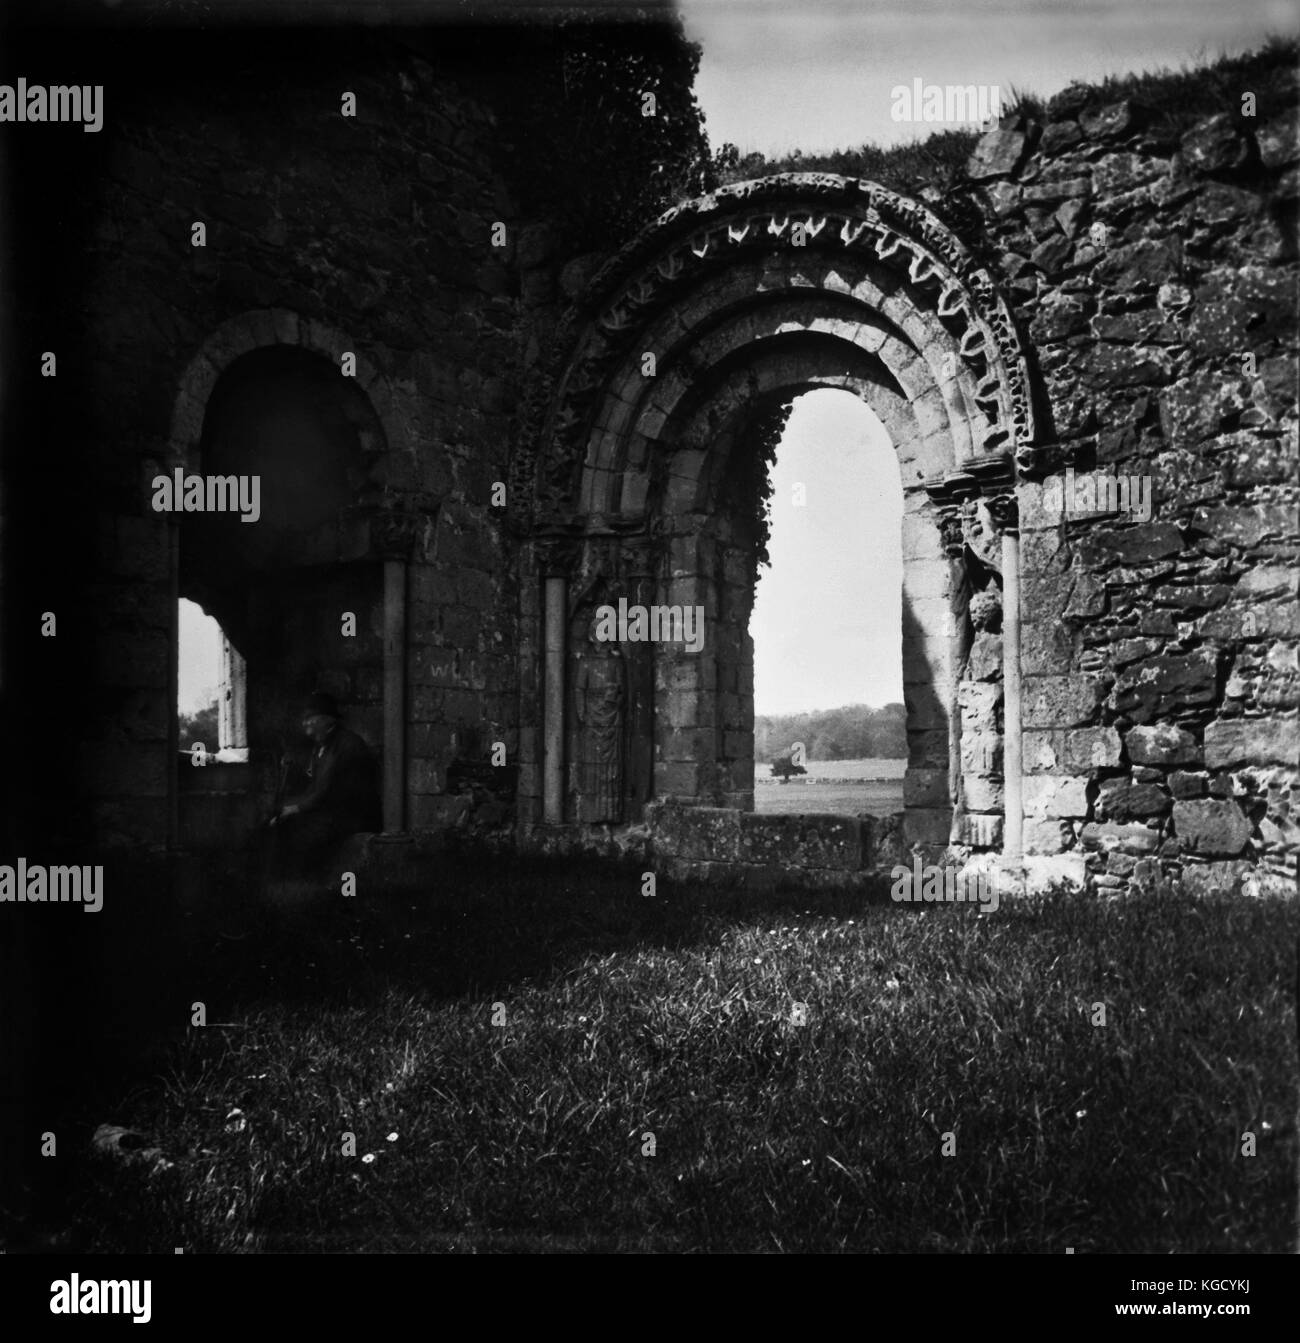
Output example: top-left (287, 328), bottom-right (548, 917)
top-left (573, 615), bottom-right (626, 823)
top-left (952, 581), bottom-right (1005, 847)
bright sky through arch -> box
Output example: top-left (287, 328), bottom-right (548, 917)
top-left (178, 597), bottom-right (222, 717)
top-left (750, 389), bottom-right (903, 715)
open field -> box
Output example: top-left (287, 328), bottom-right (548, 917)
top-left (22, 854), bottom-right (1298, 1254)
top-left (755, 757), bottom-right (906, 816)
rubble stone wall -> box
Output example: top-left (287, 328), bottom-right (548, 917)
top-left (968, 95), bottom-right (1298, 894)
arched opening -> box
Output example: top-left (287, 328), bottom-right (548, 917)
top-left (177, 597), bottom-right (246, 762)
top-left (751, 388), bottom-right (905, 818)
top-left (174, 345), bottom-right (389, 853)
top-left (520, 176), bottom-right (1035, 870)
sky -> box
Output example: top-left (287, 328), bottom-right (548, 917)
top-left (678, 0), bottom-right (1298, 156)
top-left (750, 391), bottom-right (902, 715)
top-left (179, 598), bottom-right (222, 716)
top-left (679, 0), bottom-right (1296, 713)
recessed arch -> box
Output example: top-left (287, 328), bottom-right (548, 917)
top-left (514, 174), bottom-right (1039, 865)
top-left (168, 308), bottom-right (395, 476)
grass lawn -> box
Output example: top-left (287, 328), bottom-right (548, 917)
top-left (42, 854), bottom-right (1299, 1254)
top-left (754, 757), bottom-right (906, 817)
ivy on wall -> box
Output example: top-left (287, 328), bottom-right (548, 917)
top-left (728, 398), bottom-right (796, 579)
top-left (496, 14), bottom-right (715, 253)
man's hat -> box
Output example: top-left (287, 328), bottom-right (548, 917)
top-left (303, 690), bottom-right (341, 719)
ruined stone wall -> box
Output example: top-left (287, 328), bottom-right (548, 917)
top-left (3, 22), bottom-right (679, 854)
top-left (967, 94), bottom-right (1298, 894)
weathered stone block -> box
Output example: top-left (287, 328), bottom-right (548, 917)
top-left (1080, 100), bottom-right (1144, 141)
top-left (652, 805), bottom-right (741, 862)
top-left (1022, 730), bottom-right (1059, 773)
top-left (1062, 726), bottom-right (1123, 772)
top-left (1039, 120), bottom-right (1084, 155)
top-left (1172, 798), bottom-right (1252, 856)
top-left (1081, 821), bottom-right (1161, 854)
top-left (904, 768), bottom-right (950, 809)
top-left (1030, 291), bottom-right (1090, 342)
top-left (1203, 717), bottom-right (1299, 769)
top-left (958, 682), bottom-right (1003, 719)
top-left (1023, 674), bottom-right (1106, 728)
top-left (1023, 774), bottom-right (1089, 818)
top-left (1168, 770), bottom-right (1206, 799)
top-left (1024, 817), bottom-right (1072, 855)
top-left (961, 731), bottom-right (1003, 774)
top-left (1093, 237), bottom-right (1181, 292)
top-left (1124, 722), bottom-right (1200, 766)
top-left (1021, 620), bottom-right (1078, 676)
top-left (1178, 860), bottom-right (1252, 897)
top-left (735, 812), bottom-right (864, 870)
top-left (902, 808), bottom-right (954, 849)
top-left (1075, 523), bottom-right (1183, 568)
top-left (1097, 779), bottom-right (1170, 821)
top-left (1257, 115), bottom-right (1300, 169)
top-left (967, 123), bottom-right (1031, 180)
top-left (1192, 503), bottom-right (1299, 548)
top-left (963, 775), bottom-right (1004, 812)
top-left (1111, 649), bottom-right (1218, 722)
top-left (1179, 114), bottom-right (1249, 173)
top-left (959, 813), bottom-right (1003, 849)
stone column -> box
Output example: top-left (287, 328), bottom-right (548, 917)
top-left (167, 520), bottom-right (180, 849)
top-left (218, 632), bottom-right (248, 752)
top-left (371, 509), bottom-right (422, 835)
top-left (939, 510), bottom-right (968, 846)
top-left (543, 574), bottom-right (566, 823)
top-left (1000, 516), bottom-right (1023, 862)
top-left (382, 558), bottom-right (406, 833)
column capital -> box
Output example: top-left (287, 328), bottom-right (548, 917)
top-left (368, 508), bottom-right (424, 561)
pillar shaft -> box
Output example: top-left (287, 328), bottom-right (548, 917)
top-left (382, 558), bottom-right (406, 833)
top-left (1001, 529), bottom-right (1023, 861)
top-left (543, 575), bottom-right (566, 823)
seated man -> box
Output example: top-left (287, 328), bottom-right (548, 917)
top-left (266, 691), bottom-right (381, 881)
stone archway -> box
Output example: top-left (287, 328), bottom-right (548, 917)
top-left (165, 310), bottom-right (420, 846)
top-left (513, 174), bottom-right (1040, 864)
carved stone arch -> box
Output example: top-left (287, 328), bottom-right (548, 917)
top-left (511, 174), bottom-right (1038, 531)
top-left (517, 175), bottom-right (1039, 866)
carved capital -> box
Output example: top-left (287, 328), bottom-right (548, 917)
top-left (961, 499), bottom-right (1003, 573)
top-left (369, 509), bottom-right (424, 561)
top-left (938, 509), bottom-right (965, 559)
top-left (536, 535), bottom-right (582, 577)
top-left (984, 492), bottom-right (1019, 534)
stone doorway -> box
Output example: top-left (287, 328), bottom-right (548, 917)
top-left (513, 175), bottom-right (1039, 869)
top-left (170, 339), bottom-right (392, 851)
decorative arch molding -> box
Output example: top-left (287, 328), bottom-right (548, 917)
top-left (510, 173), bottom-right (1040, 533)
top-left (516, 174), bottom-right (1039, 868)
top-left (167, 307), bottom-right (393, 471)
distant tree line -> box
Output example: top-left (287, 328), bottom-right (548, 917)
top-left (178, 702), bottom-right (218, 751)
top-left (755, 703), bottom-right (906, 763)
